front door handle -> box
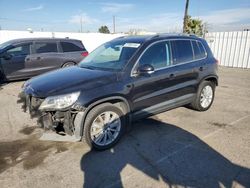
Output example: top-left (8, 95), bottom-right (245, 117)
top-left (36, 57), bottom-right (41, 60)
top-left (199, 67), bottom-right (204, 71)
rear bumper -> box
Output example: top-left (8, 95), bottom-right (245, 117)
top-left (18, 91), bottom-right (84, 140)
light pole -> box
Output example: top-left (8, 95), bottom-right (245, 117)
top-left (80, 15), bottom-right (83, 33)
top-left (113, 15), bottom-right (116, 33)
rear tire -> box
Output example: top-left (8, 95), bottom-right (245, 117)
top-left (62, 62), bottom-right (75, 68)
top-left (83, 103), bottom-right (126, 150)
top-left (190, 81), bottom-right (215, 111)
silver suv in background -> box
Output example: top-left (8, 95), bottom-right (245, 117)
top-left (0, 38), bottom-right (88, 81)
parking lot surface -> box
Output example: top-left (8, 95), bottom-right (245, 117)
top-left (0, 67), bottom-right (250, 188)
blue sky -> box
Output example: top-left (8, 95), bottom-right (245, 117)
top-left (0, 0), bottom-right (249, 32)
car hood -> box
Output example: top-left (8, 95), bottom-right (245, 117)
top-left (24, 66), bottom-right (118, 97)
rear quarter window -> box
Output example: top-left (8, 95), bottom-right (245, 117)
top-left (61, 41), bottom-right (85, 52)
top-left (192, 40), bottom-right (206, 59)
top-left (171, 40), bottom-right (193, 65)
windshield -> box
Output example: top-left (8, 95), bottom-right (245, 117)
top-left (79, 40), bottom-right (141, 71)
top-left (0, 41), bottom-right (12, 50)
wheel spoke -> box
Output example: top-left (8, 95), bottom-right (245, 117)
top-left (91, 127), bottom-right (103, 137)
top-left (95, 133), bottom-right (105, 143)
top-left (104, 112), bottom-right (111, 124)
top-left (90, 111), bottom-right (121, 146)
top-left (103, 132), bottom-right (108, 145)
top-left (107, 130), bottom-right (114, 141)
top-left (97, 116), bottom-right (105, 126)
top-left (200, 85), bottom-right (213, 108)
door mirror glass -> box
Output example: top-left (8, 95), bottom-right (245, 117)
top-left (137, 64), bottom-right (154, 75)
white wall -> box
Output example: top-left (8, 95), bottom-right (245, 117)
top-left (205, 31), bottom-right (250, 68)
top-left (0, 30), bottom-right (125, 52)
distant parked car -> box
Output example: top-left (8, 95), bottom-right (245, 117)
top-left (0, 38), bottom-right (88, 81)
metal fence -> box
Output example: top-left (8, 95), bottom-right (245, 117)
top-left (205, 31), bottom-right (250, 68)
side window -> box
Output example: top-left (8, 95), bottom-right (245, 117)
top-left (171, 40), bottom-right (193, 64)
top-left (35, 42), bottom-right (58, 53)
top-left (197, 41), bottom-right (206, 58)
top-left (191, 40), bottom-right (206, 59)
top-left (139, 41), bottom-right (171, 69)
top-left (61, 42), bottom-right (85, 52)
top-left (6, 44), bottom-right (30, 56)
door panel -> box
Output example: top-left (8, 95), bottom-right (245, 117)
top-left (27, 53), bottom-right (62, 75)
top-left (1, 43), bottom-right (32, 79)
top-left (131, 39), bottom-right (199, 114)
top-left (131, 68), bottom-right (178, 112)
top-left (30, 41), bottom-right (63, 75)
top-left (130, 41), bottom-right (174, 112)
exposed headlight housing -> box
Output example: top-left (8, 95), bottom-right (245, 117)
top-left (39, 92), bottom-right (80, 110)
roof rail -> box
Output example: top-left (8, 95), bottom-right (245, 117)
top-left (154, 33), bottom-right (198, 37)
top-left (147, 34), bottom-right (160, 40)
top-left (116, 36), bottom-right (127, 39)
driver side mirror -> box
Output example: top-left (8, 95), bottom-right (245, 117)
top-left (137, 64), bottom-right (154, 75)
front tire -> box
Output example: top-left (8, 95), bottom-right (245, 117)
top-left (190, 81), bottom-right (215, 111)
top-left (83, 103), bottom-right (125, 150)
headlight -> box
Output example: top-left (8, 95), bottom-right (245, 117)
top-left (39, 92), bottom-right (80, 110)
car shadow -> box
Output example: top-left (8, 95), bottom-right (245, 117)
top-left (80, 117), bottom-right (250, 188)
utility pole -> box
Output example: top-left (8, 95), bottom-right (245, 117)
top-left (80, 15), bottom-right (83, 33)
top-left (183, 0), bottom-right (189, 33)
top-left (113, 15), bottom-right (116, 34)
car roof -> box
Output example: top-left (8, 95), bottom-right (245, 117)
top-left (112, 33), bottom-right (201, 44)
top-left (5, 38), bottom-right (81, 44)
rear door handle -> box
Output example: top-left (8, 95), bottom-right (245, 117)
top-left (36, 57), bottom-right (41, 60)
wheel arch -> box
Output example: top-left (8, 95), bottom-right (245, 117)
top-left (79, 96), bottom-right (131, 137)
top-left (200, 75), bottom-right (218, 86)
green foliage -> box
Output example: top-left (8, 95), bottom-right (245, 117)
top-left (184, 15), bottom-right (205, 37)
top-left (98, 25), bottom-right (110, 34)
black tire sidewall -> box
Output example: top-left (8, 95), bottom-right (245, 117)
top-left (83, 103), bottom-right (125, 150)
top-left (196, 81), bottom-right (215, 111)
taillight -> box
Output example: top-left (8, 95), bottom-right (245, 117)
top-left (215, 59), bottom-right (219, 64)
top-left (81, 51), bottom-right (88, 57)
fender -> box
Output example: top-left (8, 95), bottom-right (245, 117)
top-left (77, 96), bottom-right (131, 137)
top-left (200, 74), bottom-right (218, 86)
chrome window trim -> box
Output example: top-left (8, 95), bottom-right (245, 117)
top-left (131, 38), bottom-right (208, 77)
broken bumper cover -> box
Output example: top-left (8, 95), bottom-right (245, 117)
top-left (18, 91), bottom-right (85, 140)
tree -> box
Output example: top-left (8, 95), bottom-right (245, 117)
top-left (184, 15), bottom-right (206, 37)
top-left (98, 26), bottom-right (110, 34)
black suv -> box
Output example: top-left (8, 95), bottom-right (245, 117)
top-left (20, 34), bottom-right (218, 150)
top-left (0, 38), bottom-right (88, 81)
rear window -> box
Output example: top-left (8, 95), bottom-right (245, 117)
top-left (192, 40), bottom-right (206, 59)
top-left (61, 41), bottom-right (85, 52)
top-left (171, 40), bottom-right (193, 64)
top-left (35, 42), bottom-right (58, 53)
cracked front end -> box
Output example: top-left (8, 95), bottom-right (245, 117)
top-left (18, 87), bottom-right (85, 140)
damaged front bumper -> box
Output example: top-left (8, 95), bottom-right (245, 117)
top-left (18, 91), bottom-right (85, 140)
